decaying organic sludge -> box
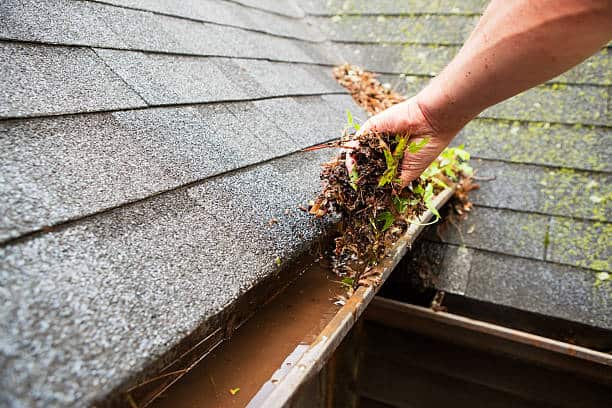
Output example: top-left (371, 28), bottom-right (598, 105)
top-left (309, 64), bottom-right (477, 291)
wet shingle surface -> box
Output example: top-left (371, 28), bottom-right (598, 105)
top-left (457, 244), bottom-right (610, 329)
top-left (426, 206), bottom-right (549, 261)
top-left (468, 160), bottom-right (611, 221)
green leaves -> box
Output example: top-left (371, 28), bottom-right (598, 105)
top-left (376, 211), bottom-right (395, 232)
top-left (346, 109), bottom-right (360, 131)
top-left (408, 137), bottom-right (429, 153)
top-left (378, 136), bottom-right (429, 188)
top-left (423, 183), bottom-right (441, 220)
top-left (349, 166), bottom-right (359, 191)
top-left (378, 135), bottom-right (408, 187)
top-left (393, 134), bottom-right (408, 160)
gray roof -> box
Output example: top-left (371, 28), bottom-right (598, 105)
top-left (0, 0), bottom-right (610, 406)
top-left (0, 1), bottom-right (364, 406)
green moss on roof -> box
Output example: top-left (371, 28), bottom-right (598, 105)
top-left (538, 169), bottom-right (611, 222)
top-left (397, 45), bottom-right (609, 85)
top-left (549, 218), bottom-right (611, 272)
top-left (323, 0), bottom-right (487, 15)
top-left (457, 119), bottom-right (611, 171)
top-left (484, 84), bottom-right (608, 125)
top-left (319, 14), bottom-right (478, 44)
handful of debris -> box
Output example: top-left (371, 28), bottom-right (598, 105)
top-left (308, 64), bottom-right (477, 289)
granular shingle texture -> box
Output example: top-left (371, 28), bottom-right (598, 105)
top-left (0, 149), bottom-right (334, 407)
top-left (97, 0), bottom-right (325, 41)
top-left (0, 43), bottom-right (146, 118)
top-left (2, 0), bottom-right (611, 406)
top-left (0, 1), bottom-right (366, 405)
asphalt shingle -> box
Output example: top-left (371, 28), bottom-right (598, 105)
top-left (0, 0), bottom-right (337, 64)
top-left (468, 160), bottom-right (611, 222)
top-left (548, 218), bottom-right (611, 272)
top-left (226, 101), bottom-right (300, 157)
top-left (94, 49), bottom-right (342, 105)
top-left (255, 95), bottom-right (362, 147)
top-left (483, 84), bottom-right (609, 126)
top-left (400, 240), bottom-right (611, 328)
top-left (298, 0), bottom-right (487, 15)
top-left (231, 59), bottom-right (340, 96)
top-left (0, 149), bottom-right (335, 407)
top-left (97, 0), bottom-right (325, 41)
top-left (120, 10), bottom-right (316, 64)
top-left (0, 95), bottom-right (351, 243)
top-left (426, 206), bottom-right (549, 260)
top-left (313, 15), bottom-right (478, 44)
top-left (454, 119), bottom-right (612, 172)
top-left (0, 0), bottom-right (125, 48)
top-left (334, 43), bottom-right (611, 86)
top-left (0, 43), bottom-right (146, 118)
top-left (94, 49), bottom-right (248, 104)
top-left (461, 245), bottom-right (611, 329)
top-left (293, 95), bottom-right (349, 140)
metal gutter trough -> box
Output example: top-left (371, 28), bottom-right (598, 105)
top-left (249, 187), bottom-right (457, 407)
top-left (143, 182), bottom-right (612, 407)
top-left (148, 187), bottom-right (455, 407)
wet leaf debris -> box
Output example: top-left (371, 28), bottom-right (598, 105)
top-left (332, 63), bottom-right (405, 114)
top-left (309, 64), bottom-right (477, 289)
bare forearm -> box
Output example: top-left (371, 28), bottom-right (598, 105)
top-left (417, 0), bottom-right (612, 134)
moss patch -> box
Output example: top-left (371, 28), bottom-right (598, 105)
top-left (549, 218), bottom-right (611, 272)
top-left (538, 168), bottom-right (611, 221)
top-left (456, 119), bottom-right (610, 172)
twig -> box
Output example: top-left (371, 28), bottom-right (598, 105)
top-left (473, 175), bottom-right (496, 181)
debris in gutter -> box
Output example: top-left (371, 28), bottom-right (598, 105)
top-left (308, 64), bottom-right (477, 290)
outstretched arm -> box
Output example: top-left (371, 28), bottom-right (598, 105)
top-left (358, 0), bottom-right (612, 186)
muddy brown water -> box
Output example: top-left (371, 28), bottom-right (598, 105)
top-left (151, 259), bottom-right (343, 408)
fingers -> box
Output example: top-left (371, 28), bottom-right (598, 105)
top-left (398, 137), bottom-right (447, 187)
top-left (342, 140), bottom-right (359, 173)
top-left (358, 103), bottom-right (404, 136)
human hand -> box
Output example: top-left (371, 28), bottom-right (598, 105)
top-left (349, 96), bottom-right (460, 187)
